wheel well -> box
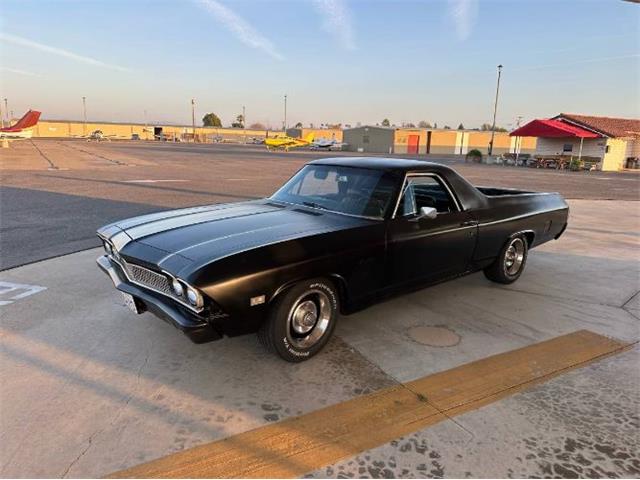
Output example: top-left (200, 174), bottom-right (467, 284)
top-left (523, 231), bottom-right (535, 247)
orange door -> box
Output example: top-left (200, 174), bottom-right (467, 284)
top-left (408, 135), bottom-right (420, 154)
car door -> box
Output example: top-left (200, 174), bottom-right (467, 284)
top-left (387, 173), bottom-right (478, 287)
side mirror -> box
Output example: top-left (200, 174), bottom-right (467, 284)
top-left (417, 206), bottom-right (438, 220)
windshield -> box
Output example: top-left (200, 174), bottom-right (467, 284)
top-left (271, 164), bottom-right (399, 219)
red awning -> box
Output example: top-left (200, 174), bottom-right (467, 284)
top-left (510, 119), bottom-right (600, 138)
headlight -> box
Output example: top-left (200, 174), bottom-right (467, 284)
top-left (171, 279), bottom-right (184, 297)
top-left (186, 287), bottom-right (203, 308)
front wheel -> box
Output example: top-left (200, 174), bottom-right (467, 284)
top-left (258, 278), bottom-right (339, 362)
top-left (484, 235), bottom-right (528, 284)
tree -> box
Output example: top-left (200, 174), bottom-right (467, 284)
top-left (231, 114), bottom-right (244, 128)
top-left (418, 120), bottom-right (432, 128)
top-left (202, 112), bottom-right (222, 127)
top-left (444, 125), bottom-right (451, 130)
top-left (480, 123), bottom-right (508, 132)
top-left (405, 122), bottom-right (416, 128)
top-left (434, 122), bottom-right (438, 129)
top-left (458, 123), bottom-right (465, 130)
top-left (249, 122), bottom-right (265, 130)
top-left (381, 118), bottom-right (391, 127)
top-left (294, 122), bottom-right (303, 128)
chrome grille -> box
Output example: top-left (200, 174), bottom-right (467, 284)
top-left (122, 260), bottom-right (172, 296)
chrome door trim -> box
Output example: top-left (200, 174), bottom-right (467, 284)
top-left (391, 172), bottom-right (462, 219)
top-left (477, 207), bottom-right (568, 227)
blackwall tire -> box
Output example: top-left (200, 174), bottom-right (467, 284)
top-left (483, 234), bottom-right (529, 284)
top-left (258, 278), bottom-right (339, 362)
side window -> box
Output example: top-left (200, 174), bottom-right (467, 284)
top-left (398, 176), bottom-right (457, 216)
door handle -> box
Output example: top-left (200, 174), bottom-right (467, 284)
top-left (461, 220), bottom-right (478, 227)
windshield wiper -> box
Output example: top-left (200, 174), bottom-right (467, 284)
top-left (302, 201), bottom-right (328, 210)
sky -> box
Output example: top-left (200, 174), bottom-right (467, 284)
top-left (0, 0), bottom-right (638, 129)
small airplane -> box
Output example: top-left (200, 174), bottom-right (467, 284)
top-left (264, 133), bottom-right (314, 151)
top-left (71, 129), bottom-right (119, 142)
top-left (310, 138), bottom-right (347, 151)
top-left (0, 110), bottom-right (41, 139)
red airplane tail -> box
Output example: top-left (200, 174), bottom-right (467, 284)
top-left (4, 110), bottom-right (41, 131)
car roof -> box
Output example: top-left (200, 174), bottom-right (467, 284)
top-left (308, 157), bottom-right (454, 174)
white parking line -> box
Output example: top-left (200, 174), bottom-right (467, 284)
top-left (0, 281), bottom-right (47, 306)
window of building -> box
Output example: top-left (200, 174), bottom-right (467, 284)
top-left (605, 145), bottom-right (611, 153)
top-left (363, 135), bottom-right (370, 144)
top-left (563, 144), bottom-right (573, 153)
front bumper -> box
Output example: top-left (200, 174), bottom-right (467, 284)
top-left (96, 255), bottom-right (222, 343)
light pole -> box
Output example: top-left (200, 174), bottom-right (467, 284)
top-left (488, 64), bottom-right (503, 156)
top-left (283, 94), bottom-right (287, 132)
top-left (242, 105), bottom-right (246, 144)
top-left (82, 96), bottom-right (87, 135)
top-left (4, 98), bottom-right (9, 125)
top-left (191, 98), bottom-right (196, 142)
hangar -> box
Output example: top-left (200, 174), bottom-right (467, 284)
top-left (343, 126), bottom-right (535, 156)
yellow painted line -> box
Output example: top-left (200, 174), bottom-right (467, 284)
top-left (109, 330), bottom-right (631, 479)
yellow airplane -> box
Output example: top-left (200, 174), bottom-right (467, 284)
top-left (264, 133), bottom-right (314, 151)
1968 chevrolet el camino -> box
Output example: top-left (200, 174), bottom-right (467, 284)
top-left (97, 158), bottom-right (568, 361)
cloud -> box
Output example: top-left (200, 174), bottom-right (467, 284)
top-left (195, 0), bottom-right (284, 60)
top-left (0, 33), bottom-right (130, 72)
top-left (447, 0), bottom-right (478, 41)
top-left (0, 66), bottom-right (41, 77)
top-left (311, 0), bottom-right (356, 51)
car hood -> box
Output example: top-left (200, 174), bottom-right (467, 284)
top-left (99, 199), bottom-right (369, 273)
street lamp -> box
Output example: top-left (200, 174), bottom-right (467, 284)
top-left (242, 105), bottom-right (246, 144)
top-left (82, 96), bottom-right (87, 135)
top-left (191, 98), bottom-right (196, 142)
top-left (283, 94), bottom-right (287, 132)
top-left (488, 64), bottom-right (503, 156)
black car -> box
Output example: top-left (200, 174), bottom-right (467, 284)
top-left (97, 157), bottom-right (569, 361)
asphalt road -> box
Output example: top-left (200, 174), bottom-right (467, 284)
top-left (0, 187), bottom-right (162, 270)
top-left (1, 139), bottom-right (638, 270)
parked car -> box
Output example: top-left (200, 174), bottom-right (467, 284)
top-left (97, 158), bottom-right (569, 361)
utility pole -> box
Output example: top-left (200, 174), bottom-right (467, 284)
top-left (144, 109), bottom-right (148, 140)
top-left (4, 98), bottom-right (9, 125)
top-left (283, 94), bottom-right (287, 132)
top-left (82, 96), bottom-right (87, 135)
top-left (191, 98), bottom-right (196, 142)
top-left (488, 64), bottom-right (503, 156)
top-left (242, 105), bottom-right (246, 144)
top-left (0, 100), bottom-right (3, 129)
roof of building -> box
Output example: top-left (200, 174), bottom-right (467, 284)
top-left (554, 113), bottom-right (640, 138)
top-left (510, 119), bottom-right (600, 138)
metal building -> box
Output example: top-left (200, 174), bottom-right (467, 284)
top-left (343, 126), bottom-right (395, 153)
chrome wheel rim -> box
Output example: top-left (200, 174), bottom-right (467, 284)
top-left (504, 238), bottom-right (525, 275)
top-left (287, 289), bottom-right (331, 349)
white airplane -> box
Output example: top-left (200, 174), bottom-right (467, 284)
top-left (310, 138), bottom-right (347, 151)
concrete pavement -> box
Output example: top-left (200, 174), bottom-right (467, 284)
top-left (1, 198), bottom-right (638, 477)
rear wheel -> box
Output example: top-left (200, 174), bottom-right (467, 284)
top-left (484, 235), bottom-right (528, 284)
top-left (258, 278), bottom-right (339, 362)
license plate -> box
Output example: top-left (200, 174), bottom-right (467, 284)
top-left (121, 292), bottom-right (142, 314)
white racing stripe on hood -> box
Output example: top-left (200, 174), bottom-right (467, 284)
top-left (122, 204), bottom-right (276, 240)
